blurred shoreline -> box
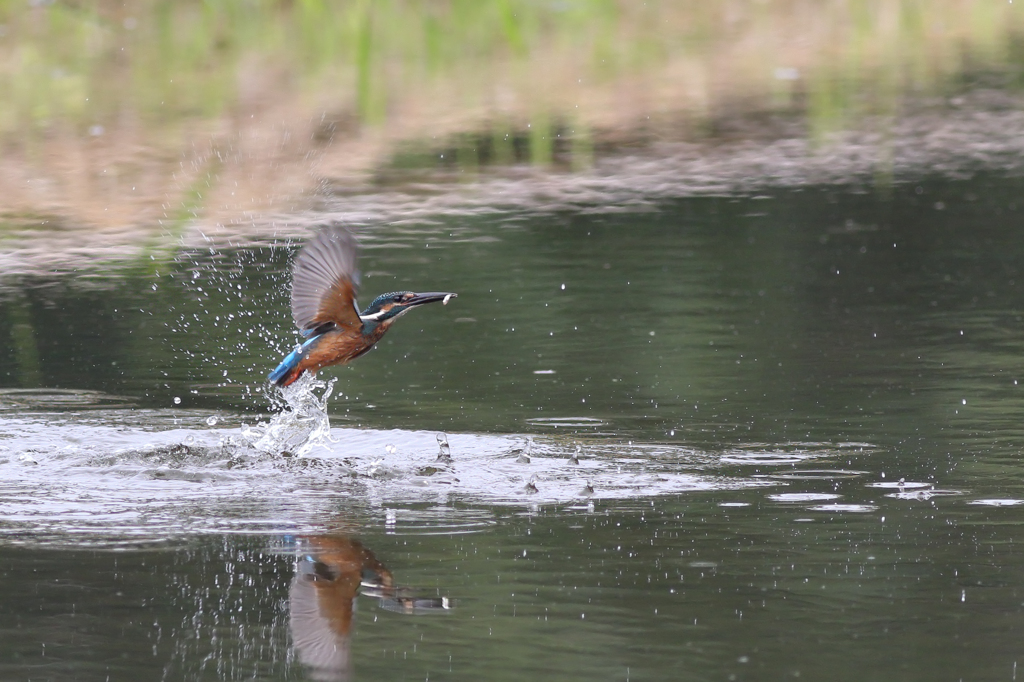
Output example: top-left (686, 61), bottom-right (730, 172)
top-left (1, 1), bottom-right (1023, 282)
top-left (2, 85), bottom-right (1024, 284)
top-left (1, 1), bottom-right (1021, 228)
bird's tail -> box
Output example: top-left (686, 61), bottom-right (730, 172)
top-left (269, 347), bottom-right (305, 387)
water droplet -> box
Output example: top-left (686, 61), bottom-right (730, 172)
top-left (184, 435), bottom-right (195, 445)
top-left (518, 437), bottom-right (534, 463)
top-left (206, 415), bottom-right (218, 426)
top-left (525, 475), bottom-right (539, 493)
top-left (436, 433), bottom-right (452, 463)
top-left (173, 397), bottom-right (181, 405)
top-left (385, 444), bottom-right (397, 455)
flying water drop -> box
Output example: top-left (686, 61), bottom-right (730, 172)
top-left (568, 442), bottom-right (582, 465)
top-left (518, 437), bottom-right (534, 464)
top-left (436, 433), bottom-right (452, 463)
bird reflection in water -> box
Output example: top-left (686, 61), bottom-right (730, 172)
top-left (289, 534), bottom-right (452, 681)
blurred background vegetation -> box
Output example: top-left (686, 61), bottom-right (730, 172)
top-left (0, 0), bottom-right (1022, 228)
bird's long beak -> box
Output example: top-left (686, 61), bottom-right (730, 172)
top-left (406, 292), bottom-right (458, 307)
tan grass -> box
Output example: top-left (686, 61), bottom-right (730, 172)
top-left (0, 0), bottom-right (1020, 230)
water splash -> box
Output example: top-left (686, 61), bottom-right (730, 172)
top-left (240, 374), bottom-right (337, 457)
top-left (568, 441), bottom-right (582, 465)
top-left (0, 388), bottom-right (876, 545)
top-left (435, 433), bottom-right (452, 464)
top-left (517, 436), bottom-right (533, 464)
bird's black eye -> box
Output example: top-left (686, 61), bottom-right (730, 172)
top-left (393, 294), bottom-right (404, 302)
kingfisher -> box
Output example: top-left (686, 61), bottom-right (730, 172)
top-left (268, 225), bottom-right (456, 387)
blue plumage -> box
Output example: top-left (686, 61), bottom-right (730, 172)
top-left (268, 336), bottom-right (322, 384)
top-left (268, 225), bottom-right (456, 387)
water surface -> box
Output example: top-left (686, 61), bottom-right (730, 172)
top-left (3, 176), bottom-right (1024, 680)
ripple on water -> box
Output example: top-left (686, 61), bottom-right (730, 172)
top-left (0, 389), bottom-right (882, 545)
top-left (0, 387), bottom-right (139, 413)
top-left (381, 507), bottom-right (497, 535)
top-left (720, 452), bottom-right (811, 465)
top-left (524, 417), bottom-right (606, 429)
top-left (0, 388), bottom-right (136, 411)
top-left (806, 503), bottom-right (879, 513)
top-left (767, 493), bottom-right (842, 503)
top-left (720, 442), bottom-right (860, 466)
top-left (770, 469), bottom-right (869, 481)
top-left (0, 408), bottom-right (766, 545)
top-left (968, 499), bottom-right (1024, 507)
top-left (886, 489), bottom-right (963, 501)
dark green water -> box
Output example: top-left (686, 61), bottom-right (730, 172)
top-left (3, 176), bottom-right (1024, 680)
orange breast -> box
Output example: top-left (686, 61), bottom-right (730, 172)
top-left (294, 326), bottom-right (389, 376)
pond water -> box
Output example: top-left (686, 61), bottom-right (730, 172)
top-left (3, 175), bottom-right (1024, 680)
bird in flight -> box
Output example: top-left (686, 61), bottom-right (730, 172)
top-left (269, 225), bottom-right (456, 387)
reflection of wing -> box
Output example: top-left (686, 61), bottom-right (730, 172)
top-left (289, 571), bottom-right (352, 682)
top-left (290, 225), bottom-right (362, 335)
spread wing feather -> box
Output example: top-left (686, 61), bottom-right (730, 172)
top-left (290, 225), bottom-right (362, 333)
top-left (289, 572), bottom-right (351, 674)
